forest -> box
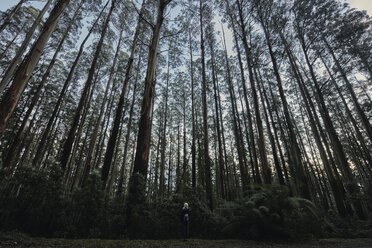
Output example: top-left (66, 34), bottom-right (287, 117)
top-left (0, 0), bottom-right (371, 243)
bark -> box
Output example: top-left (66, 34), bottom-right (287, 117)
top-left (297, 29), bottom-right (367, 219)
top-left (235, 0), bottom-right (271, 184)
top-left (0, 0), bottom-right (69, 137)
top-left (210, 30), bottom-right (225, 199)
top-left (256, 69), bottom-right (285, 185)
top-left (0, 0), bottom-right (27, 34)
top-left (189, 25), bottom-right (197, 189)
top-left (281, 32), bottom-right (349, 216)
top-left (126, 0), bottom-right (171, 212)
top-left (32, 1), bottom-right (108, 168)
top-left (60, 0), bottom-right (115, 171)
top-left (83, 27), bottom-right (123, 186)
top-left (0, 0), bottom-right (53, 93)
top-left (199, 0), bottom-right (213, 210)
top-left (101, 0), bottom-right (145, 188)
top-left (3, 0), bottom-right (83, 169)
top-left (323, 36), bottom-right (372, 143)
top-left (259, 14), bottom-right (309, 197)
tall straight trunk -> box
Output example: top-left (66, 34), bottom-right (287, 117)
top-left (0, 0), bottom-right (26, 34)
top-left (235, 0), bottom-right (271, 184)
top-left (323, 37), bottom-right (372, 143)
top-left (188, 21), bottom-right (196, 189)
top-left (297, 30), bottom-right (366, 219)
top-left (0, 0), bottom-right (69, 137)
top-left (230, 23), bottom-right (260, 184)
top-left (3, 0), bottom-right (83, 169)
top-left (0, 18), bottom-right (29, 60)
top-left (159, 61), bottom-right (170, 197)
top-left (280, 32), bottom-right (349, 216)
top-left (116, 66), bottom-right (140, 196)
top-left (210, 30), bottom-right (225, 199)
top-left (31, 1), bottom-right (108, 168)
top-left (259, 17), bottom-right (308, 197)
top-left (256, 69), bottom-right (285, 185)
top-left (127, 0), bottom-right (171, 211)
top-left (216, 73), bottom-right (232, 199)
top-left (0, 0), bottom-right (53, 93)
top-left (221, 27), bottom-right (248, 193)
top-left (199, 0), bottom-right (213, 210)
top-left (84, 27), bottom-right (123, 184)
top-left (101, 0), bottom-right (145, 187)
top-left (60, 0), bottom-right (116, 171)
top-left (320, 56), bottom-right (372, 170)
top-left (261, 79), bottom-right (289, 184)
top-left (65, 70), bottom-right (98, 189)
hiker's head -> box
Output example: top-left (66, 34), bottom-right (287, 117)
top-left (184, 202), bottom-right (189, 208)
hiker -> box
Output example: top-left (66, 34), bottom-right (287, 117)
top-left (182, 202), bottom-right (190, 240)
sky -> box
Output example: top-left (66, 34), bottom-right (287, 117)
top-left (0, 0), bottom-right (372, 14)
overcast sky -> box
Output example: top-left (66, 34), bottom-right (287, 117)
top-left (0, 0), bottom-right (371, 14)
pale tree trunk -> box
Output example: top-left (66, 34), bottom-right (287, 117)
top-left (0, 0), bottom-right (69, 138)
top-left (0, 0), bottom-right (53, 93)
top-left (32, 1), bottom-right (109, 168)
top-left (60, 0), bottom-right (116, 171)
top-left (3, 0), bottom-right (83, 169)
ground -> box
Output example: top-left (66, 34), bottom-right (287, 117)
top-left (0, 233), bottom-right (371, 248)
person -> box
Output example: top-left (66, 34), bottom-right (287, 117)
top-left (181, 202), bottom-right (190, 240)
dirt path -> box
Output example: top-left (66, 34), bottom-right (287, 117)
top-left (0, 233), bottom-right (371, 247)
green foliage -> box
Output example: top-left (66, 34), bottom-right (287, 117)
top-left (0, 169), bottom-right (369, 240)
top-left (217, 184), bottom-right (321, 240)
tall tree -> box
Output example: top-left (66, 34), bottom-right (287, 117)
top-left (0, 0), bottom-right (70, 138)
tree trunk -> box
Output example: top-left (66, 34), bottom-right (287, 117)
top-left (199, 0), bottom-right (213, 210)
top-left (0, 0), bottom-right (26, 34)
top-left (298, 31), bottom-right (367, 219)
top-left (0, 0), bottom-right (69, 137)
top-left (0, 0), bottom-right (53, 93)
top-left (60, 0), bottom-right (115, 171)
top-left (3, 0), bottom-right (83, 169)
top-left (101, 0), bottom-right (145, 188)
top-left (323, 36), bottom-right (372, 143)
top-left (126, 1), bottom-right (171, 233)
top-left (32, 1), bottom-right (109, 168)
top-left (235, 0), bottom-right (271, 184)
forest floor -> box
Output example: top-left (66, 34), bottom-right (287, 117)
top-left (0, 233), bottom-right (371, 248)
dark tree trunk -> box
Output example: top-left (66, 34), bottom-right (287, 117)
top-left (32, 1), bottom-right (108, 167)
top-left (60, 0), bottom-right (116, 171)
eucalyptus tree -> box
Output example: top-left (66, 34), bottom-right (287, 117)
top-left (32, 0), bottom-right (109, 168)
top-left (292, 0), bottom-right (367, 219)
top-left (3, 0), bottom-right (85, 169)
top-left (101, 0), bottom-right (146, 189)
top-left (126, 0), bottom-right (174, 236)
top-left (0, 0), bottom-right (27, 34)
top-left (0, 0), bottom-right (53, 94)
top-left (252, 0), bottom-right (310, 198)
top-left (0, 0), bottom-right (70, 138)
top-left (60, 0), bottom-right (116, 172)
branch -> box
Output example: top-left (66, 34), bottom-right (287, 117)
top-left (131, 1), bottom-right (154, 30)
